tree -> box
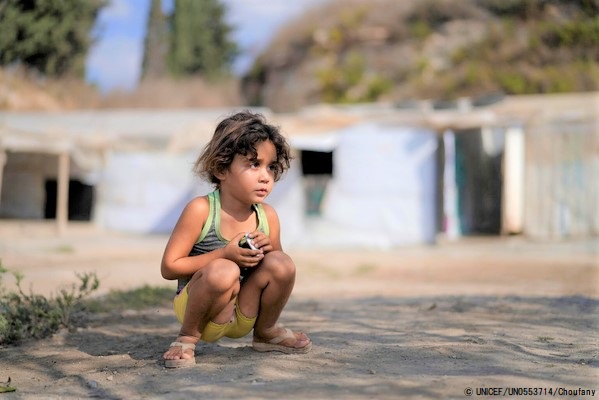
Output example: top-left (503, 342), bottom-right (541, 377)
top-left (0, 0), bottom-right (105, 77)
top-left (142, 0), bottom-right (169, 79)
top-left (167, 0), bottom-right (237, 78)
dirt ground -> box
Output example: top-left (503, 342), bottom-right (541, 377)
top-left (0, 221), bottom-right (597, 399)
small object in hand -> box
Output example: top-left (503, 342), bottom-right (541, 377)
top-left (239, 233), bottom-right (258, 250)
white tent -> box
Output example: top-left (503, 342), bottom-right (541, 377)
top-left (0, 109), bottom-right (258, 234)
top-left (3, 92), bottom-right (594, 244)
top-left (288, 122), bottom-right (439, 249)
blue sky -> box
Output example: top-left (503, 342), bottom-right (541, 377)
top-left (85, 0), bottom-right (327, 93)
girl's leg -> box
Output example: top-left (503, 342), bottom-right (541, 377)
top-left (163, 260), bottom-right (240, 361)
top-left (237, 251), bottom-right (311, 349)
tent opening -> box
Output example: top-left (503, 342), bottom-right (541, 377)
top-left (454, 128), bottom-right (504, 235)
top-left (300, 150), bottom-right (333, 216)
top-left (44, 179), bottom-right (95, 221)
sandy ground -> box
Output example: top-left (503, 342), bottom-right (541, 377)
top-left (0, 221), bottom-right (597, 399)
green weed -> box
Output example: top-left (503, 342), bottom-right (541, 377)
top-left (0, 261), bottom-right (99, 345)
top-left (84, 285), bottom-right (174, 313)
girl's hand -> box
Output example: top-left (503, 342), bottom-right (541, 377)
top-left (224, 232), bottom-right (264, 268)
top-left (247, 230), bottom-right (273, 253)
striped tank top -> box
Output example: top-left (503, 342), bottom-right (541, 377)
top-left (176, 190), bottom-right (269, 294)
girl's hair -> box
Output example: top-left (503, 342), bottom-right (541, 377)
top-left (194, 110), bottom-right (292, 186)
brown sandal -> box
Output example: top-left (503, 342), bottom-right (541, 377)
top-left (164, 342), bottom-right (196, 368)
top-left (253, 328), bottom-right (312, 354)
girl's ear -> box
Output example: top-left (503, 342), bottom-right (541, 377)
top-left (214, 168), bottom-right (227, 182)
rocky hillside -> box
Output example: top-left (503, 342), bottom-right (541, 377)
top-left (0, 68), bottom-right (242, 111)
top-left (242, 0), bottom-right (599, 112)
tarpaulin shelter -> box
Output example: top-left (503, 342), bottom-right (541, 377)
top-left (1, 92), bottom-right (596, 247)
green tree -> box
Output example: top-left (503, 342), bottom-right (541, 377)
top-left (0, 0), bottom-right (105, 77)
top-left (167, 0), bottom-right (237, 78)
top-left (142, 0), bottom-right (169, 79)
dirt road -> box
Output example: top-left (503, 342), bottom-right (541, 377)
top-left (0, 222), bottom-right (597, 399)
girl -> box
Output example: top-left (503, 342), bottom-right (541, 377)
top-left (161, 111), bottom-right (312, 368)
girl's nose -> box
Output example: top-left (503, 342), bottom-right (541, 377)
top-left (259, 167), bottom-right (271, 182)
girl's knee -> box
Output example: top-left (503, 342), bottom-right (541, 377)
top-left (262, 251), bottom-right (296, 281)
top-left (191, 260), bottom-right (239, 293)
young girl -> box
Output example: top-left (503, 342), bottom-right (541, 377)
top-left (162, 111), bottom-right (312, 368)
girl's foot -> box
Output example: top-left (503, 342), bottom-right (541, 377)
top-left (253, 327), bottom-right (312, 354)
top-left (163, 336), bottom-right (198, 368)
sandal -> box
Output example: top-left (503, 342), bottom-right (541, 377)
top-left (164, 341), bottom-right (196, 369)
top-left (253, 328), bottom-right (312, 354)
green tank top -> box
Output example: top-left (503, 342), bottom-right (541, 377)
top-left (176, 190), bottom-right (269, 293)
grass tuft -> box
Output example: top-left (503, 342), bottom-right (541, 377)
top-left (0, 261), bottom-right (100, 345)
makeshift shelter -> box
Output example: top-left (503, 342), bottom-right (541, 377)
top-left (488, 93), bottom-right (598, 239)
top-left (289, 122), bottom-right (439, 248)
top-left (1, 92), bottom-right (596, 247)
top-left (0, 109), bottom-right (241, 234)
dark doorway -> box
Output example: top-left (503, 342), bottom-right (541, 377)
top-left (44, 180), bottom-right (95, 221)
top-left (300, 150), bottom-right (334, 216)
top-left (454, 130), bottom-right (503, 235)
top-left (300, 150), bottom-right (333, 175)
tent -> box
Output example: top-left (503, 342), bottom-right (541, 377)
top-left (287, 122), bottom-right (439, 248)
top-left (2, 92), bottom-right (596, 245)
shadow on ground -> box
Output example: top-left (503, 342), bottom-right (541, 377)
top-left (1, 295), bottom-right (597, 399)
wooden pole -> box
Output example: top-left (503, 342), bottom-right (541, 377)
top-left (502, 126), bottom-right (525, 235)
top-left (56, 152), bottom-right (70, 235)
top-left (0, 151), bottom-right (6, 207)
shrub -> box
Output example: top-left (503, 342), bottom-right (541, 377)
top-left (0, 262), bottom-right (99, 345)
top-left (316, 51), bottom-right (392, 104)
top-left (539, 17), bottom-right (599, 49)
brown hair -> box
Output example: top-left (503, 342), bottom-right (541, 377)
top-left (194, 110), bottom-right (292, 186)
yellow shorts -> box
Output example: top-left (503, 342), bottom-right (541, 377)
top-left (173, 284), bottom-right (256, 343)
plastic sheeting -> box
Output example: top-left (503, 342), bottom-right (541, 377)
top-left (96, 150), bottom-right (306, 247)
top-left (320, 122), bottom-right (438, 247)
top-left (97, 151), bottom-right (211, 233)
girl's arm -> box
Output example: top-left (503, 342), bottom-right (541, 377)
top-left (255, 203), bottom-right (283, 252)
top-left (161, 197), bottom-right (263, 280)
top-left (161, 196), bottom-right (217, 280)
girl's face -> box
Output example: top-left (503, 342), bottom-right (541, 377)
top-left (219, 140), bottom-right (277, 204)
